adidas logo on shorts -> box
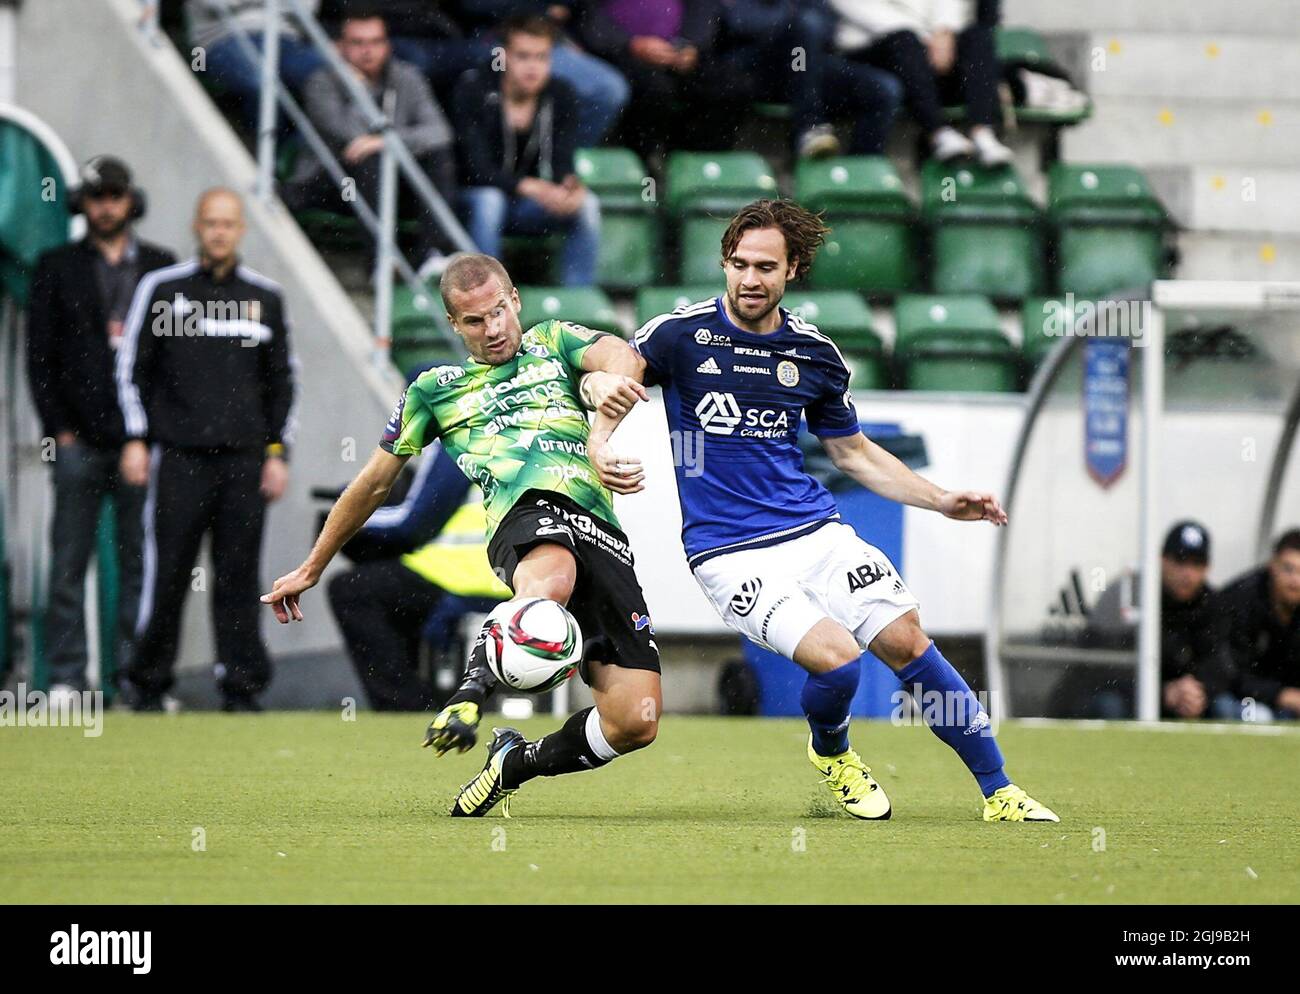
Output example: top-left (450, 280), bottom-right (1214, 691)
top-left (696, 357), bottom-right (722, 375)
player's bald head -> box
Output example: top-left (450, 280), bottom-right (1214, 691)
top-left (440, 253), bottom-right (515, 317)
top-left (194, 186), bottom-right (244, 222)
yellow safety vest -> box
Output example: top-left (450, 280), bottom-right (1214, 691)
top-left (399, 502), bottom-right (512, 599)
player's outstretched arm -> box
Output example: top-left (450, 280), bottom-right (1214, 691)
top-left (579, 336), bottom-right (650, 495)
top-left (261, 447), bottom-right (409, 623)
top-left (820, 432), bottom-right (1008, 525)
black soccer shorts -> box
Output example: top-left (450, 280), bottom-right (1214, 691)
top-left (486, 489), bottom-right (660, 680)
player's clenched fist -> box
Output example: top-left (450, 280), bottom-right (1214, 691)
top-left (260, 565), bottom-right (318, 623)
top-left (579, 371), bottom-right (649, 418)
top-left (587, 432), bottom-right (645, 495)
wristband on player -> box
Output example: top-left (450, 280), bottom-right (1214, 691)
top-left (578, 373), bottom-right (598, 411)
top-left (265, 443), bottom-right (287, 461)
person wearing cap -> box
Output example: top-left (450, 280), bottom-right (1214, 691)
top-left (1218, 529), bottom-right (1300, 720)
top-left (26, 157), bottom-right (176, 698)
top-left (1062, 520), bottom-right (1238, 720)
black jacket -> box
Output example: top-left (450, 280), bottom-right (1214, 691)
top-left (1219, 567), bottom-right (1300, 708)
top-left (1161, 584), bottom-right (1234, 698)
top-left (116, 259), bottom-right (297, 452)
top-left (452, 70), bottom-right (581, 192)
top-left (27, 239), bottom-right (177, 449)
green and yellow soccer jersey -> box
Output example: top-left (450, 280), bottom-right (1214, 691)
top-left (379, 320), bottom-right (618, 539)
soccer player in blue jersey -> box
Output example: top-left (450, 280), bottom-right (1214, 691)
top-left (582, 199), bottom-right (1057, 822)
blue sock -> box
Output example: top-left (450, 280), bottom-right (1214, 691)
top-left (801, 660), bottom-right (860, 756)
top-left (897, 642), bottom-right (1010, 797)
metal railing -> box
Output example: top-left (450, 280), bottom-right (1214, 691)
top-left (178, 0), bottom-right (473, 362)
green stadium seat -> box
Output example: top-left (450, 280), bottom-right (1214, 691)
top-left (1048, 164), bottom-right (1172, 298)
top-left (388, 283), bottom-right (458, 375)
top-left (668, 151), bottom-right (778, 285)
top-left (796, 157), bottom-right (921, 296)
top-left (575, 147), bottom-right (646, 207)
top-left (921, 160), bottom-right (1046, 301)
top-left (391, 343), bottom-right (461, 376)
top-left (795, 156), bottom-right (910, 214)
top-left (635, 286), bottom-right (719, 327)
top-left (894, 294), bottom-right (1017, 392)
top-left (678, 214), bottom-right (731, 285)
top-left (1020, 296), bottom-right (1091, 368)
top-left (665, 151), bottom-right (778, 216)
top-left (391, 282), bottom-right (450, 341)
top-left (517, 286), bottom-right (624, 336)
top-left (783, 290), bottom-right (889, 389)
top-left (574, 147), bottom-right (665, 289)
top-left (596, 211), bottom-right (665, 290)
top-left (996, 27), bottom-right (1092, 126)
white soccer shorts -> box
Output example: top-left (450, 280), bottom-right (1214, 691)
top-left (693, 521), bottom-right (919, 660)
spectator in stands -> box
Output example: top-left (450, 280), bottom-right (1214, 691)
top-left (1059, 521), bottom-right (1238, 720)
top-left (1220, 529), bottom-right (1300, 720)
top-left (319, 0), bottom-right (488, 103)
top-left (286, 10), bottom-right (458, 278)
top-left (25, 157), bottom-right (176, 699)
top-left (573, 0), bottom-right (723, 161)
top-left (327, 442), bottom-right (507, 711)
top-left (456, 2), bottom-right (629, 148)
top-left (454, 15), bottom-right (600, 286)
top-left (828, 0), bottom-right (1015, 164)
top-left (187, 0), bottom-right (327, 127)
top-left (116, 188), bottom-right (297, 712)
top-left (713, 0), bottom-right (903, 157)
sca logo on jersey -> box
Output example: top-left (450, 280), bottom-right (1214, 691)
top-left (695, 391), bottom-right (742, 433)
top-left (694, 392), bottom-right (791, 438)
top-left (694, 328), bottom-right (732, 348)
top-left (730, 578), bottom-right (763, 617)
top-left (846, 560), bottom-right (892, 593)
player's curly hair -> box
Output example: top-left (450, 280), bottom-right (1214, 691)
top-left (720, 199), bottom-right (831, 282)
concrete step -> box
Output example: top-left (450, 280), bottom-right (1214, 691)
top-left (1080, 34), bottom-right (1300, 101)
top-left (1144, 165), bottom-right (1300, 234)
top-left (1174, 231), bottom-right (1300, 283)
top-left (1003, 0), bottom-right (1300, 36)
top-left (1061, 98), bottom-right (1300, 167)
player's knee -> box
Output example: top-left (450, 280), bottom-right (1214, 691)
top-left (871, 615), bottom-right (931, 670)
top-left (821, 629), bottom-right (864, 671)
top-left (606, 711), bottom-right (659, 753)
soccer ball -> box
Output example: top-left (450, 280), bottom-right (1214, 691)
top-left (482, 597), bottom-right (583, 693)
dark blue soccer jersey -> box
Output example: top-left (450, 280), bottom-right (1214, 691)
top-left (632, 295), bottom-right (862, 569)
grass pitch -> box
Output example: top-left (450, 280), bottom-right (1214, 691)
top-left (3, 713), bottom-right (1297, 904)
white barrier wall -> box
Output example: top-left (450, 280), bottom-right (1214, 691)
top-left (616, 390), bottom-right (1294, 637)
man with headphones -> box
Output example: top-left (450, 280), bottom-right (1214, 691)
top-left (26, 156), bottom-right (177, 699)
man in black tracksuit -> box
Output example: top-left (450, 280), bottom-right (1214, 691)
top-left (27, 156), bottom-right (176, 693)
top-left (116, 188), bottom-right (297, 711)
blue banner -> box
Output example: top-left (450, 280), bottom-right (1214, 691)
top-left (1083, 339), bottom-right (1130, 488)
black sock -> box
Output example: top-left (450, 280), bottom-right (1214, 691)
top-left (502, 706), bottom-right (612, 789)
top-left (445, 622), bottom-right (497, 710)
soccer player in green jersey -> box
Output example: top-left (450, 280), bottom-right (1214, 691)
top-left (263, 254), bottom-right (659, 817)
